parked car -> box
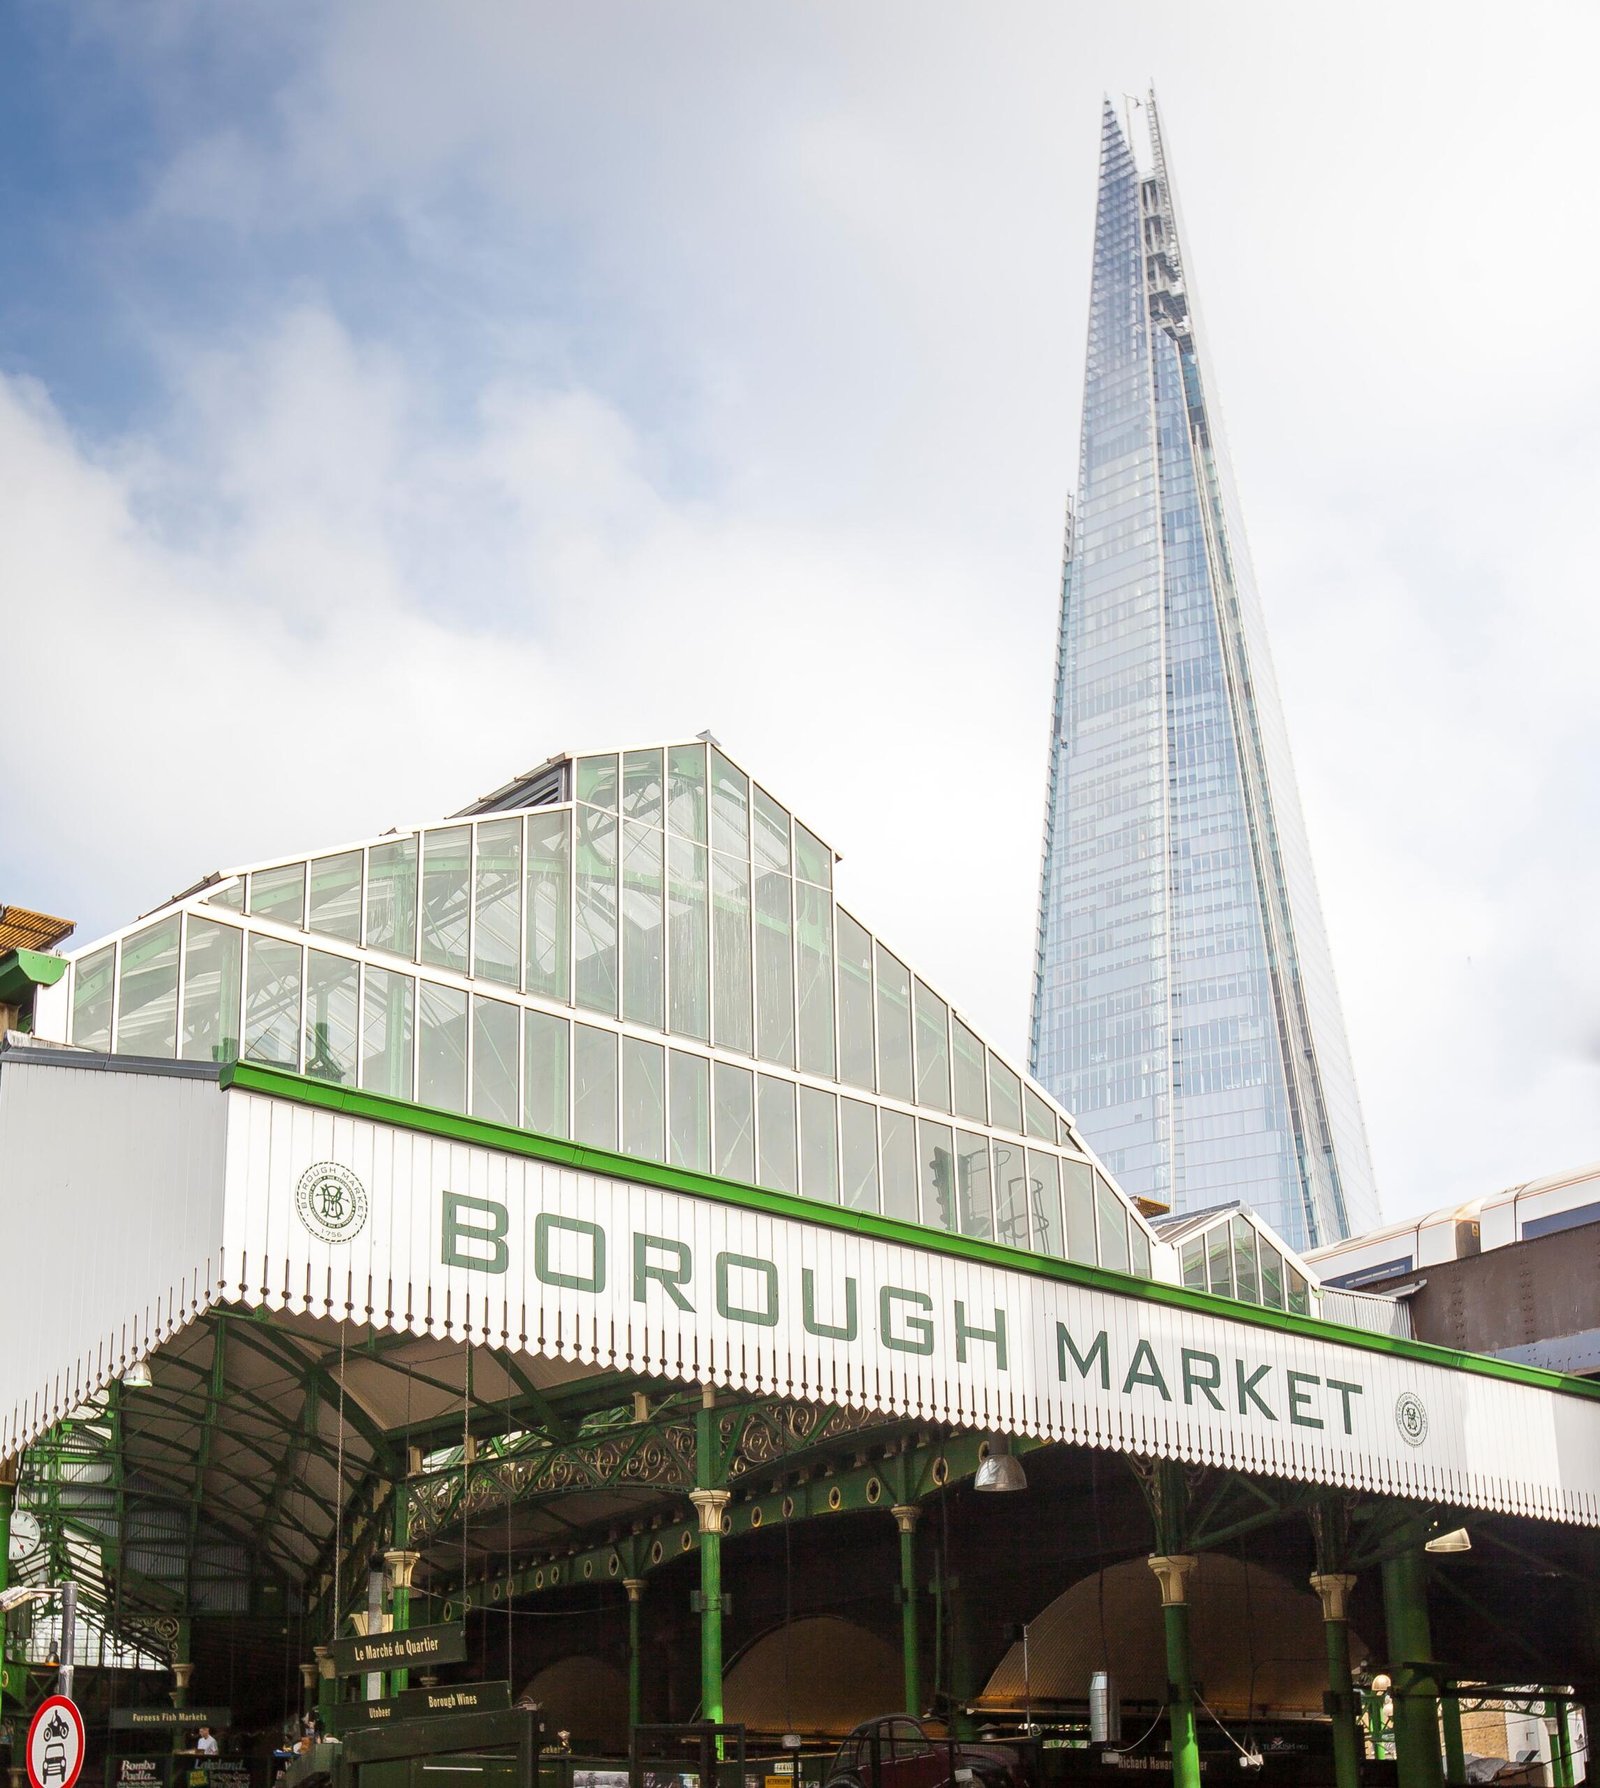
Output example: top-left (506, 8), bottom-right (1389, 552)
top-left (825, 1717), bottom-right (1026, 1788)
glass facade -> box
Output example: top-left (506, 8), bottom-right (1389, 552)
top-left (50, 738), bottom-right (1175, 1285)
top-left (1029, 94), bottom-right (1381, 1250)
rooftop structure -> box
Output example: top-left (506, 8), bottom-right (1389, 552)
top-left (1030, 92), bottom-right (1379, 1250)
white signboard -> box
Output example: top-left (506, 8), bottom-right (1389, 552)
top-left (217, 1089), bottom-right (1600, 1525)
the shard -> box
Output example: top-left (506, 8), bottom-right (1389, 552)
top-left (1030, 93), bottom-right (1379, 1247)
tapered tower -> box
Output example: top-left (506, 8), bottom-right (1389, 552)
top-left (1030, 94), bottom-right (1378, 1247)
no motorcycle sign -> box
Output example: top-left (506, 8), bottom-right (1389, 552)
top-left (27, 1696), bottom-right (85, 1788)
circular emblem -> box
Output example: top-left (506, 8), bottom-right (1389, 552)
top-left (1395, 1390), bottom-right (1429, 1447)
top-left (295, 1162), bottom-right (368, 1244)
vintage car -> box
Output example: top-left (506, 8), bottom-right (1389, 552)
top-left (824, 1716), bottom-right (1026, 1788)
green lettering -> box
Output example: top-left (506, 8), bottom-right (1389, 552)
top-left (954, 1302), bottom-right (1008, 1369)
top-left (716, 1252), bottom-right (779, 1327)
top-left (1181, 1349), bottom-right (1223, 1410)
top-left (633, 1233), bottom-right (694, 1311)
top-left (801, 1269), bottom-right (858, 1341)
top-left (880, 1286), bottom-right (934, 1356)
top-left (533, 1212), bottom-right (605, 1293)
top-left (1056, 1325), bottom-right (1110, 1388)
top-left (1122, 1339), bottom-right (1171, 1401)
top-left (1287, 1370), bottom-right (1323, 1429)
top-left (1236, 1359), bottom-right (1276, 1420)
top-left (441, 1191), bottom-right (508, 1274)
top-left (1326, 1378), bottom-right (1363, 1435)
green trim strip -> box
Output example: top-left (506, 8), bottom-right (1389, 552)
top-left (0, 948), bottom-right (67, 1004)
top-left (220, 1061), bottom-right (1600, 1407)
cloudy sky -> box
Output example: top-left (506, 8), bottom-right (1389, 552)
top-left (2, 1), bottom-right (1595, 1223)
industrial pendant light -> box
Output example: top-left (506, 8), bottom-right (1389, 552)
top-left (1424, 1527), bottom-right (1471, 1553)
top-left (121, 1359), bottom-right (154, 1390)
top-left (974, 1437), bottom-right (1027, 1494)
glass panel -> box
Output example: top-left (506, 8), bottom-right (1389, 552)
top-left (874, 945), bottom-right (913, 1101)
top-left (667, 743), bottom-right (708, 842)
top-left (913, 980), bottom-right (950, 1112)
top-left (709, 748), bottom-right (749, 860)
top-left (992, 1138), bottom-right (1028, 1248)
top-left (1285, 1265), bottom-right (1311, 1316)
top-left (880, 1108), bottom-right (918, 1222)
top-left (713, 1061), bottom-right (755, 1183)
top-left (756, 1074), bottom-right (798, 1194)
top-left (1129, 1221), bottom-right (1152, 1280)
top-left (668, 1049), bottom-right (710, 1172)
top-left (71, 946), bottom-right (115, 1050)
top-left (917, 1120), bottom-right (956, 1232)
top-left (417, 981), bottom-right (468, 1113)
top-left (574, 807), bottom-right (619, 1015)
top-left (523, 1008), bottom-right (569, 1138)
top-left (667, 836), bottom-right (710, 1040)
top-left (840, 1098), bottom-right (880, 1212)
top-left (1027, 1149), bottom-right (1064, 1258)
top-left (575, 753), bottom-right (619, 811)
top-left (471, 996), bottom-right (520, 1126)
top-left (1096, 1174), bottom-right (1131, 1274)
top-left (794, 879), bottom-right (835, 1078)
top-left (836, 911), bottom-right (875, 1090)
top-left (799, 1085), bottom-right (838, 1204)
top-left (623, 748), bottom-right (664, 826)
top-left (1259, 1239), bottom-right (1285, 1309)
top-left (573, 1023), bottom-right (618, 1149)
top-left (622, 1036), bottom-right (666, 1162)
top-left (180, 919), bottom-right (241, 1063)
top-left (794, 821), bottom-right (831, 889)
top-left (1023, 1085), bottom-right (1055, 1141)
top-left (361, 967), bottom-right (414, 1099)
top-left (525, 810), bottom-right (571, 1001)
top-left (307, 852), bottom-right (363, 942)
top-left (248, 862), bottom-right (305, 928)
top-left (754, 864), bottom-right (794, 1067)
top-left (420, 827), bottom-right (471, 974)
top-left (622, 821), bottom-right (666, 1029)
top-left (712, 853), bottom-right (752, 1054)
top-left (951, 1016), bottom-right (987, 1123)
top-left (1207, 1222), bottom-right (1235, 1298)
top-left (1180, 1238), bottom-right (1207, 1289)
top-left (204, 879), bottom-right (244, 912)
top-left (1062, 1159), bottom-right (1097, 1264)
top-left (753, 788), bottom-right (791, 873)
top-left (243, 934), bottom-right (301, 1067)
top-left (955, 1129), bottom-right (994, 1240)
top-left (304, 950), bottom-right (359, 1085)
top-left (366, 837), bottom-right (418, 958)
top-left (117, 919), bottom-right (180, 1058)
top-left (987, 1054), bottom-right (1024, 1134)
top-left (472, 819), bottom-right (522, 987)
top-left (1232, 1214), bottom-right (1260, 1304)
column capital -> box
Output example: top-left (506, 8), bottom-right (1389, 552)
top-left (171, 1662), bottom-right (195, 1690)
top-left (299, 1662), bottom-right (319, 1692)
top-left (689, 1488), bottom-right (731, 1534)
top-left (384, 1548), bottom-right (423, 1589)
top-left (314, 1644), bottom-right (336, 1681)
top-left (1309, 1571), bottom-right (1359, 1624)
top-left (623, 1578), bottom-right (646, 1603)
top-left (891, 1504), bottom-right (922, 1535)
top-left (1147, 1553), bottom-right (1199, 1607)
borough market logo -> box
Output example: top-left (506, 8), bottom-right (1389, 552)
top-left (1395, 1390), bottom-right (1429, 1446)
top-left (295, 1162), bottom-right (369, 1244)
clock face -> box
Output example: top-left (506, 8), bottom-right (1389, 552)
top-left (9, 1510), bottom-right (41, 1562)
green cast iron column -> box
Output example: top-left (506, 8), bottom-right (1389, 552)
top-left (1149, 1554), bottom-right (1201, 1788)
top-left (1311, 1573), bottom-right (1364, 1788)
top-left (892, 1506), bottom-right (922, 1716)
top-left (690, 1489), bottom-right (730, 1722)
top-left (314, 1646), bottom-right (335, 1730)
top-left (385, 1485), bottom-right (419, 1698)
top-left (1549, 1699), bottom-right (1574, 1788)
top-left (1441, 1693), bottom-right (1466, 1785)
top-left (1382, 1538), bottom-right (1444, 1788)
top-left (624, 1580), bottom-right (646, 1729)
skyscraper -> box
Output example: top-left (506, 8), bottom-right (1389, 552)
top-left (1030, 94), bottom-right (1379, 1248)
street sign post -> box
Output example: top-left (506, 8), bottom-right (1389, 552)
top-left (27, 1694), bottom-right (85, 1788)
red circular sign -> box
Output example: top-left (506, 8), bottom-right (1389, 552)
top-left (27, 1695), bottom-right (85, 1788)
